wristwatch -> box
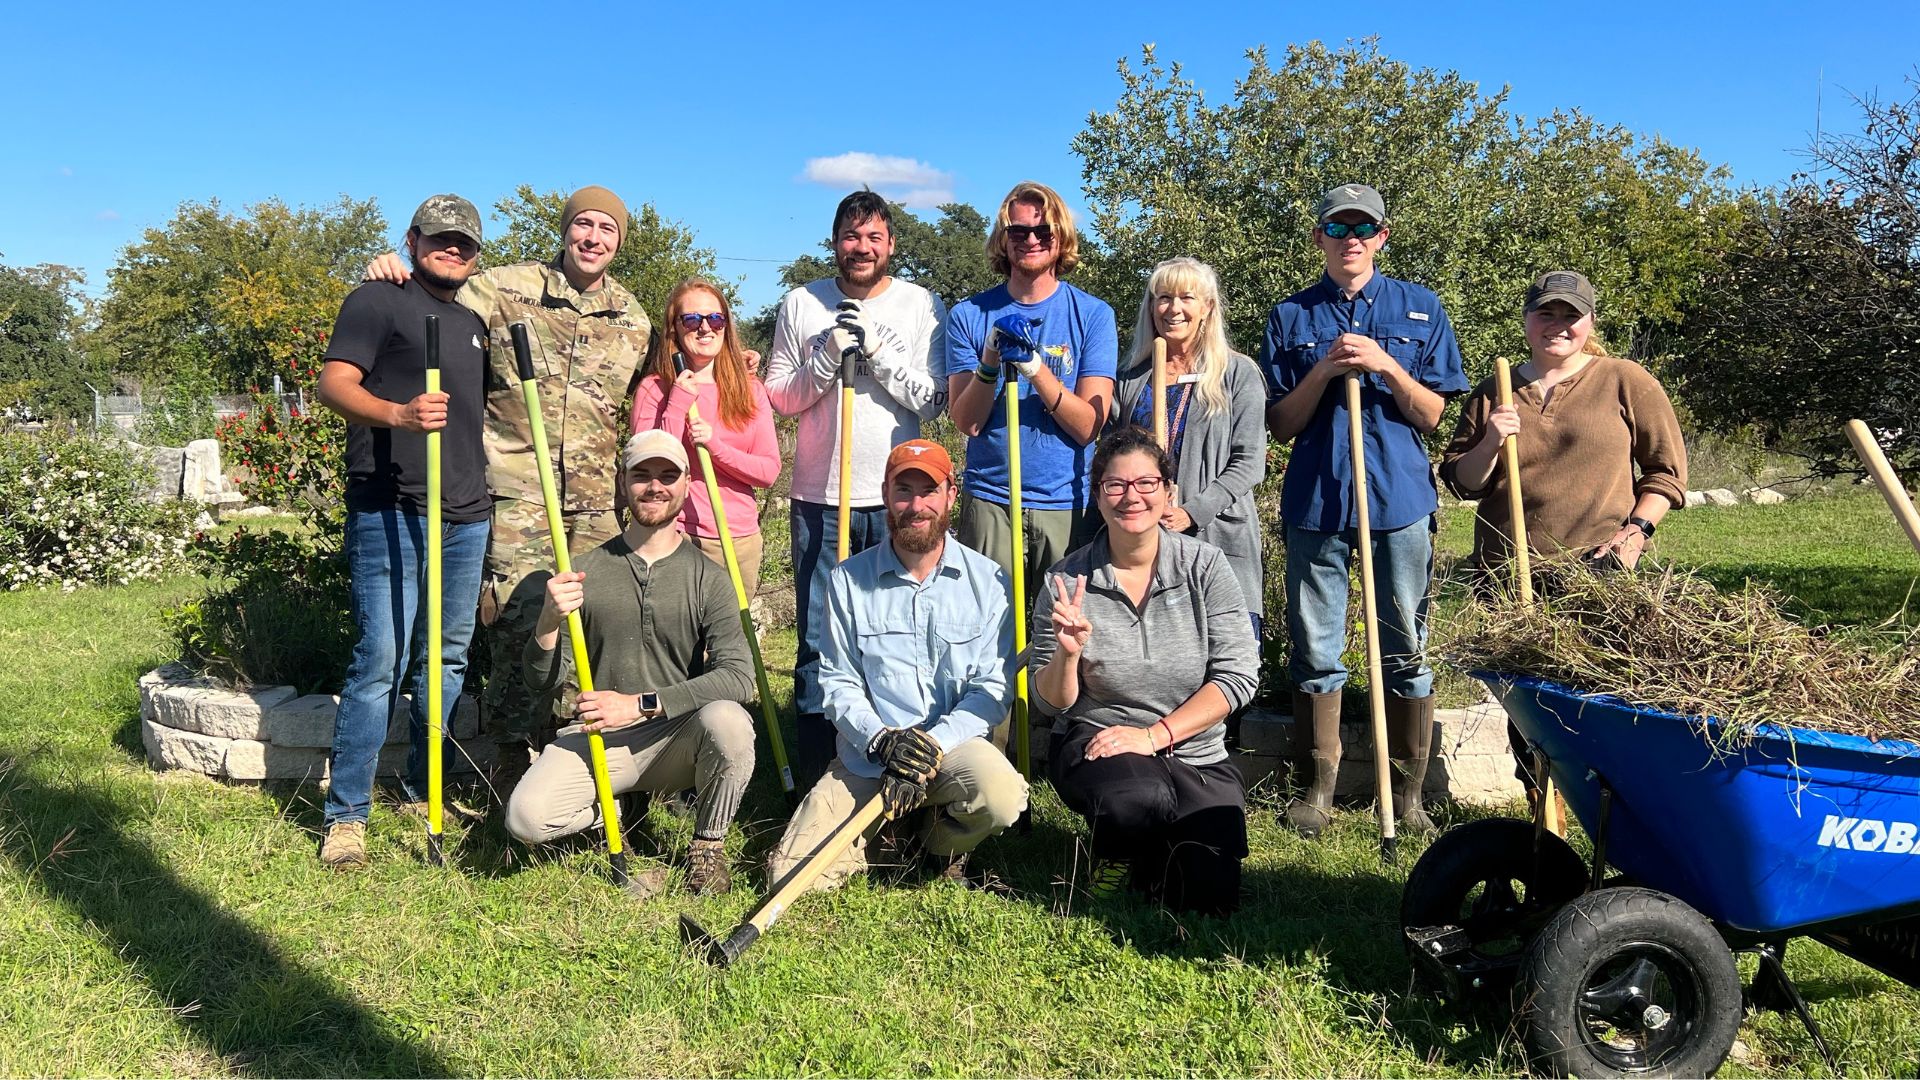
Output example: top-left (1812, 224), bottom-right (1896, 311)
top-left (1627, 516), bottom-right (1656, 538)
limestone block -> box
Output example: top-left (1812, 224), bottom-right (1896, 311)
top-left (139, 662), bottom-right (200, 724)
top-left (143, 717), bottom-right (231, 774)
top-left (1238, 707), bottom-right (1292, 756)
top-left (1231, 752), bottom-right (1284, 793)
top-left (139, 445), bottom-right (184, 500)
top-left (265, 692), bottom-right (481, 748)
top-left (224, 740), bottom-right (329, 781)
top-left (147, 679), bottom-right (296, 740)
top-left (182, 439), bottom-right (224, 503)
top-left (1683, 490), bottom-right (1707, 508)
top-left (1703, 488), bottom-right (1738, 507)
top-left (1746, 487), bottom-right (1787, 506)
top-left (1246, 703), bottom-right (1523, 807)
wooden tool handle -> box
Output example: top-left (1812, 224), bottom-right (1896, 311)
top-left (1151, 337), bottom-right (1168, 449)
top-left (1847, 420), bottom-right (1920, 559)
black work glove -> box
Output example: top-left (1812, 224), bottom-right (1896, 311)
top-left (872, 727), bottom-right (942, 821)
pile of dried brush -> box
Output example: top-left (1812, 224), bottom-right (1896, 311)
top-left (1438, 559), bottom-right (1920, 745)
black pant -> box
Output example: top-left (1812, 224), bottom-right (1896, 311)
top-left (1050, 722), bottom-right (1247, 916)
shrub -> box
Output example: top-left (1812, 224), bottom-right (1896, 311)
top-left (0, 428), bottom-right (193, 590)
top-left (131, 365), bottom-right (223, 446)
top-left (171, 327), bottom-right (351, 692)
top-left (167, 521), bottom-right (349, 693)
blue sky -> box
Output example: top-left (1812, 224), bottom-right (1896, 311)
top-left (5, 1), bottom-right (1917, 314)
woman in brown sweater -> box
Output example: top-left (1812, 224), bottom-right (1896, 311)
top-left (1440, 271), bottom-right (1687, 576)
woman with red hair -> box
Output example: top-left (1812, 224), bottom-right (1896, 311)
top-left (630, 278), bottom-right (780, 587)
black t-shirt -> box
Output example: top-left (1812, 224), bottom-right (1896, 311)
top-left (327, 279), bottom-right (491, 522)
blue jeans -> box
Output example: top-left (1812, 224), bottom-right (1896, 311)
top-left (325, 508), bottom-right (489, 825)
top-left (790, 498), bottom-right (889, 783)
top-left (1284, 520), bottom-right (1435, 698)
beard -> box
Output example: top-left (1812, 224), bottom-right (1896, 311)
top-left (630, 493), bottom-right (681, 528)
top-left (414, 257), bottom-right (473, 293)
top-left (888, 506), bottom-right (950, 554)
top-left (836, 252), bottom-right (887, 287)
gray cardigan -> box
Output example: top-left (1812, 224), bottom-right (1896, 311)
top-left (1030, 528), bottom-right (1260, 767)
top-left (1111, 351), bottom-right (1268, 616)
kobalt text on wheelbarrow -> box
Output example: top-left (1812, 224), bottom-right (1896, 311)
top-left (1400, 674), bottom-right (1920, 1077)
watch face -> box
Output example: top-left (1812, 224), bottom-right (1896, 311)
top-left (641, 692), bottom-right (661, 714)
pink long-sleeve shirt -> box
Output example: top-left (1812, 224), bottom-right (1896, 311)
top-left (630, 374), bottom-right (780, 540)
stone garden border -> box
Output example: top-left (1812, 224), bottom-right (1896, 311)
top-left (139, 662), bottom-right (490, 782)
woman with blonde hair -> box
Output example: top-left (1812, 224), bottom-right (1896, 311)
top-left (1111, 257), bottom-right (1268, 636)
top-left (630, 278), bottom-right (780, 587)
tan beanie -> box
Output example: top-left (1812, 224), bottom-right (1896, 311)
top-left (560, 185), bottom-right (627, 249)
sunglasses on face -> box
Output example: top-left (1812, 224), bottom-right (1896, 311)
top-left (678, 312), bottom-right (728, 332)
top-left (1100, 476), bottom-right (1166, 497)
top-left (1321, 222), bottom-right (1383, 240)
top-left (1006, 224), bottom-right (1054, 246)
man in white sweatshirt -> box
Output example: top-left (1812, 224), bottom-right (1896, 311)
top-left (764, 189), bottom-right (949, 786)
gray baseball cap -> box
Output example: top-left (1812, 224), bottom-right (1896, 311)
top-left (1316, 182), bottom-right (1387, 224)
top-left (409, 194), bottom-right (483, 245)
top-left (1525, 270), bottom-right (1596, 316)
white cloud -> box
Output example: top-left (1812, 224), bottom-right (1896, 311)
top-left (96, 210), bottom-right (120, 221)
top-left (801, 152), bottom-right (954, 207)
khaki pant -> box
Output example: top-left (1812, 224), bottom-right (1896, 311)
top-left (691, 530), bottom-right (763, 599)
top-left (503, 700), bottom-right (755, 844)
top-left (766, 737), bottom-right (1028, 895)
top-left (480, 498), bottom-right (622, 738)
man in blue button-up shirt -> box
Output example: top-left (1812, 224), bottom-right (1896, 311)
top-left (766, 440), bottom-right (1029, 891)
top-left (1258, 182), bottom-right (1469, 841)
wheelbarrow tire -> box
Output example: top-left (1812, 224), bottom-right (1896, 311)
top-left (1516, 886), bottom-right (1741, 1079)
top-left (1401, 817), bottom-right (1587, 993)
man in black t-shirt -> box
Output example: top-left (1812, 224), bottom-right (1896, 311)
top-left (313, 194), bottom-right (492, 869)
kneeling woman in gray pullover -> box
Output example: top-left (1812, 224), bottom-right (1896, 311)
top-left (1031, 427), bottom-right (1260, 915)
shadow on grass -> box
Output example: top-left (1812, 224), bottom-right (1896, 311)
top-left (0, 755), bottom-right (453, 1077)
top-left (1687, 562), bottom-right (1920, 629)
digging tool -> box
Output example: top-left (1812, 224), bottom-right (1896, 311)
top-left (509, 322), bottom-right (631, 889)
top-left (1495, 360), bottom-right (1562, 838)
top-left (834, 300), bottom-right (860, 563)
top-left (425, 315), bottom-right (445, 866)
top-left (1006, 358), bottom-right (1031, 781)
top-left (1847, 419), bottom-right (1920, 559)
top-left (1151, 336), bottom-right (1169, 449)
top-left (672, 353), bottom-right (797, 805)
top-left (680, 794), bottom-right (886, 966)
top-left (1346, 373), bottom-right (1398, 865)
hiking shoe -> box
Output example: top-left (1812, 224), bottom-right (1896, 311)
top-left (1088, 858), bottom-right (1130, 899)
top-left (320, 821), bottom-right (369, 869)
top-left (685, 838), bottom-right (732, 897)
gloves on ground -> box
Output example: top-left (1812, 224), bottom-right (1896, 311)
top-left (987, 314), bottom-right (1045, 378)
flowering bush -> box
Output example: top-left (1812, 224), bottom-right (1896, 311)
top-left (175, 325), bottom-right (351, 690)
top-left (215, 326), bottom-right (345, 511)
top-left (0, 428), bottom-right (194, 590)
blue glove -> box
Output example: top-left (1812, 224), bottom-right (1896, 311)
top-left (988, 314), bottom-right (1045, 376)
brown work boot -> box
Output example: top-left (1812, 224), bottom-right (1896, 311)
top-left (319, 821), bottom-right (369, 870)
top-left (926, 850), bottom-right (970, 885)
top-left (1283, 690), bottom-right (1344, 838)
top-left (685, 837), bottom-right (732, 896)
top-left (1387, 694), bottom-right (1439, 836)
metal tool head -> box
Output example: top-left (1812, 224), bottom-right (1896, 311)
top-left (679, 914), bottom-right (759, 967)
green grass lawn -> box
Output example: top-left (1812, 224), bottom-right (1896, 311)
top-left (2, 493), bottom-right (1917, 1076)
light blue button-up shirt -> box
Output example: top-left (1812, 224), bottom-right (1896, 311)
top-left (822, 536), bottom-right (1013, 778)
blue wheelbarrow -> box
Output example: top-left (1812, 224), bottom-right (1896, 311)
top-left (1401, 674), bottom-right (1920, 1077)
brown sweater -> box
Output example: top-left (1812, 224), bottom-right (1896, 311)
top-left (1439, 354), bottom-right (1687, 567)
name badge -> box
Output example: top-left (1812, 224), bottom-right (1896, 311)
top-left (1408, 311), bottom-right (1430, 322)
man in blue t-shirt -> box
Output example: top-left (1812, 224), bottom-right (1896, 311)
top-left (1258, 182), bottom-right (1470, 841)
top-left (313, 194), bottom-right (492, 869)
top-left (945, 180), bottom-right (1117, 593)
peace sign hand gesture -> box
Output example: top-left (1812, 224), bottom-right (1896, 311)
top-left (1049, 574), bottom-right (1092, 658)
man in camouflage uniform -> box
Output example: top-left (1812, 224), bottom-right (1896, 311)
top-left (368, 186), bottom-right (653, 768)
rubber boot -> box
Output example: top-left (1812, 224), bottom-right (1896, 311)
top-left (1283, 690), bottom-right (1343, 838)
top-left (1387, 694), bottom-right (1438, 836)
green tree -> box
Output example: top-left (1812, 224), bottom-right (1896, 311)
top-left (480, 185), bottom-right (725, 324)
top-left (96, 197), bottom-right (387, 391)
top-left (0, 261), bottom-right (105, 419)
top-left (1073, 41), bottom-right (1739, 373)
top-left (1668, 82), bottom-right (1920, 472)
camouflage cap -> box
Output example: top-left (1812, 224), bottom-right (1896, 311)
top-left (410, 194), bottom-right (483, 245)
top-left (1316, 182), bottom-right (1386, 224)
